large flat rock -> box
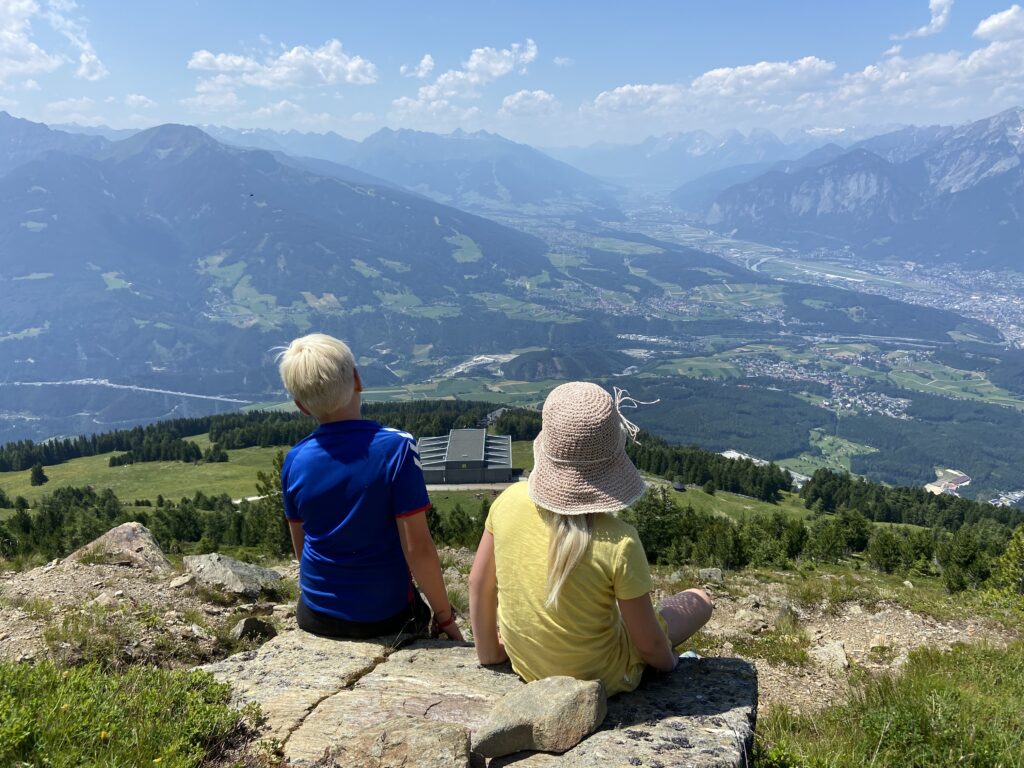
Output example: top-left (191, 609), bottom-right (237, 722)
top-left (202, 632), bottom-right (758, 767)
top-left (286, 640), bottom-right (521, 764)
top-left (199, 631), bottom-right (395, 742)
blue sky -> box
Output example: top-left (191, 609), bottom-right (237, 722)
top-left (1, 0), bottom-right (1023, 145)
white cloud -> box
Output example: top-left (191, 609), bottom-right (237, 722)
top-left (0, 0), bottom-right (63, 85)
top-left (125, 93), bottom-right (156, 108)
top-left (22, 77), bottom-right (39, 90)
top-left (188, 50), bottom-right (261, 72)
top-left (350, 110), bottom-right (376, 122)
top-left (392, 38), bottom-right (537, 124)
top-left (553, 56), bottom-right (573, 67)
top-left (894, 0), bottom-right (954, 40)
top-left (582, 29), bottom-right (1024, 137)
top-left (248, 99), bottom-right (303, 118)
top-left (45, 95), bottom-right (93, 112)
top-left (975, 4), bottom-right (1024, 41)
top-left (43, 0), bottom-right (108, 80)
top-left (400, 53), bottom-right (434, 78)
top-left (189, 39), bottom-right (377, 90)
top-left (180, 74), bottom-right (243, 111)
top-left (691, 56), bottom-right (835, 95)
top-left (0, 95), bottom-right (17, 108)
top-left (499, 89), bottom-right (557, 117)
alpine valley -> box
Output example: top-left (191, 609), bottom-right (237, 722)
top-left (3, 108), bottom-right (1024, 501)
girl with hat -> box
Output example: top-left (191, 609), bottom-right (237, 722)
top-left (469, 381), bottom-right (713, 695)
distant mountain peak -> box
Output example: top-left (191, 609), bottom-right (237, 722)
top-left (106, 123), bottom-right (220, 163)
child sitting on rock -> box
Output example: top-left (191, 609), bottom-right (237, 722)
top-left (277, 333), bottom-right (462, 640)
top-left (469, 381), bottom-right (711, 694)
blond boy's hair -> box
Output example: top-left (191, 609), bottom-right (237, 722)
top-left (277, 334), bottom-right (356, 419)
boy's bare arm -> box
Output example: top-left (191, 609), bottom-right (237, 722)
top-left (288, 520), bottom-right (304, 560)
top-left (396, 511), bottom-right (464, 641)
top-left (469, 530), bottom-right (508, 665)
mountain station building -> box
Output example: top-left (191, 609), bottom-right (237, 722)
top-left (417, 428), bottom-right (519, 484)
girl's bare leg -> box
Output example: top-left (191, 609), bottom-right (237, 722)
top-left (658, 588), bottom-right (713, 646)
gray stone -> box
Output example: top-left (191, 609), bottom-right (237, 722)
top-left (903, 580), bottom-right (914, 589)
top-left (66, 522), bottom-right (172, 573)
top-left (183, 553), bottom-right (281, 597)
top-left (230, 617), bottom-right (277, 642)
top-left (698, 568), bottom-right (724, 585)
top-left (91, 592), bottom-right (118, 608)
top-left (472, 676), bottom-right (606, 757)
top-left (489, 658), bottom-right (758, 767)
top-left (734, 608), bottom-right (768, 634)
top-left (169, 574), bottom-right (194, 589)
top-left (322, 717), bottom-right (471, 768)
top-left (286, 640), bottom-right (521, 764)
top-left (809, 641), bottom-right (848, 673)
top-left (200, 631), bottom-right (395, 743)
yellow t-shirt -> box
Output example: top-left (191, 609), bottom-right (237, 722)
top-left (484, 481), bottom-right (654, 696)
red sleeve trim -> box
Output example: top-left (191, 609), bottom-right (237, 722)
top-left (285, 517), bottom-right (303, 523)
top-left (396, 504), bottom-right (431, 519)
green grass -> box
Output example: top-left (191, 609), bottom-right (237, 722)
top-left (0, 441), bottom-right (281, 506)
top-left (757, 642), bottom-right (1024, 768)
top-left (886, 360), bottom-right (1024, 410)
top-left (511, 440), bottom-right (534, 472)
top-left (779, 429), bottom-right (878, 476)
top-left (0, 661), bottom-right (258, 768)
top-left (446, 232), bottom-right (483, 262)
top-left (101, 272), bottom-right (130, 290)
top-left (664, 485), bottom-right (810, 523)
top-left (657, 356), bottom-right (743, 379)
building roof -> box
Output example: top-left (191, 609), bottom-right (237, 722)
top-left (418, 428), bottom-right (512, 469)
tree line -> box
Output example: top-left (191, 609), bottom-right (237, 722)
top-left (800, 468), bottom-right (1024, 531)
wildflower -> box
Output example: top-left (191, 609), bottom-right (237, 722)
top-left (100, 730), bottom-right (110, 742)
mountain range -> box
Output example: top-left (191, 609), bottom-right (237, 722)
top-left (697, 108), bottom-right (1024, 269)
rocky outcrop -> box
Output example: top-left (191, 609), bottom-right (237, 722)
top-left (65, 522), bottom-right (171, 573)
top-left (183, 553), bottom-right (281, 597)
top-left (201, 631), bottom-right (757, 767)
top-left (473, 676), bottom-right (607, 757)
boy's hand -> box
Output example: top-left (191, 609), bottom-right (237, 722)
top-left (431, 608), bottom-right (464, 641)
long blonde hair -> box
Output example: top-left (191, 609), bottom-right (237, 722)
top-left (544, 511), bottom-right (595, 607)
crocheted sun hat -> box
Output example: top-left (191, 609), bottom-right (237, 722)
top-left (527, 381), bottom-right (648, 516)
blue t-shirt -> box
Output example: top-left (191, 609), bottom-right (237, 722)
top-left (281, 419), bottom-right (430, 622)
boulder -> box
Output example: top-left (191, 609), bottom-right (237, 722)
top-left (66, 522), bottom-right (171, 573)
top-left (170, 574), bottom-right (194, 589)
top-left (489, 658), bottom-right (758, 767)
top-left (698, 568), bottom-right (724, 585)
top-left (809, 641), bottom-right (848, 673)
top-left (472, 676), bottom-right (606, 757)
top-left (230, 617), bottom-right (277, 642)
top-left (734, 608), bottom-right (768, 634)
top-left (286, 640), bottom-right (521, 764)
top-left (323, 717), bottom-right (471, 768)
top-left (183, 553), bottom-right (281, 597)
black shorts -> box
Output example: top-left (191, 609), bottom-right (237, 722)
top-left (296, 590), bottom-right (431, 639)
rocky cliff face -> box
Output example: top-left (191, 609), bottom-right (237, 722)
top-left (703, 107), bottom-right (1024, 268)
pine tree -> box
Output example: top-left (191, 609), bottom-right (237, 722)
top-left (29, 463), bottom-right (48, 486)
